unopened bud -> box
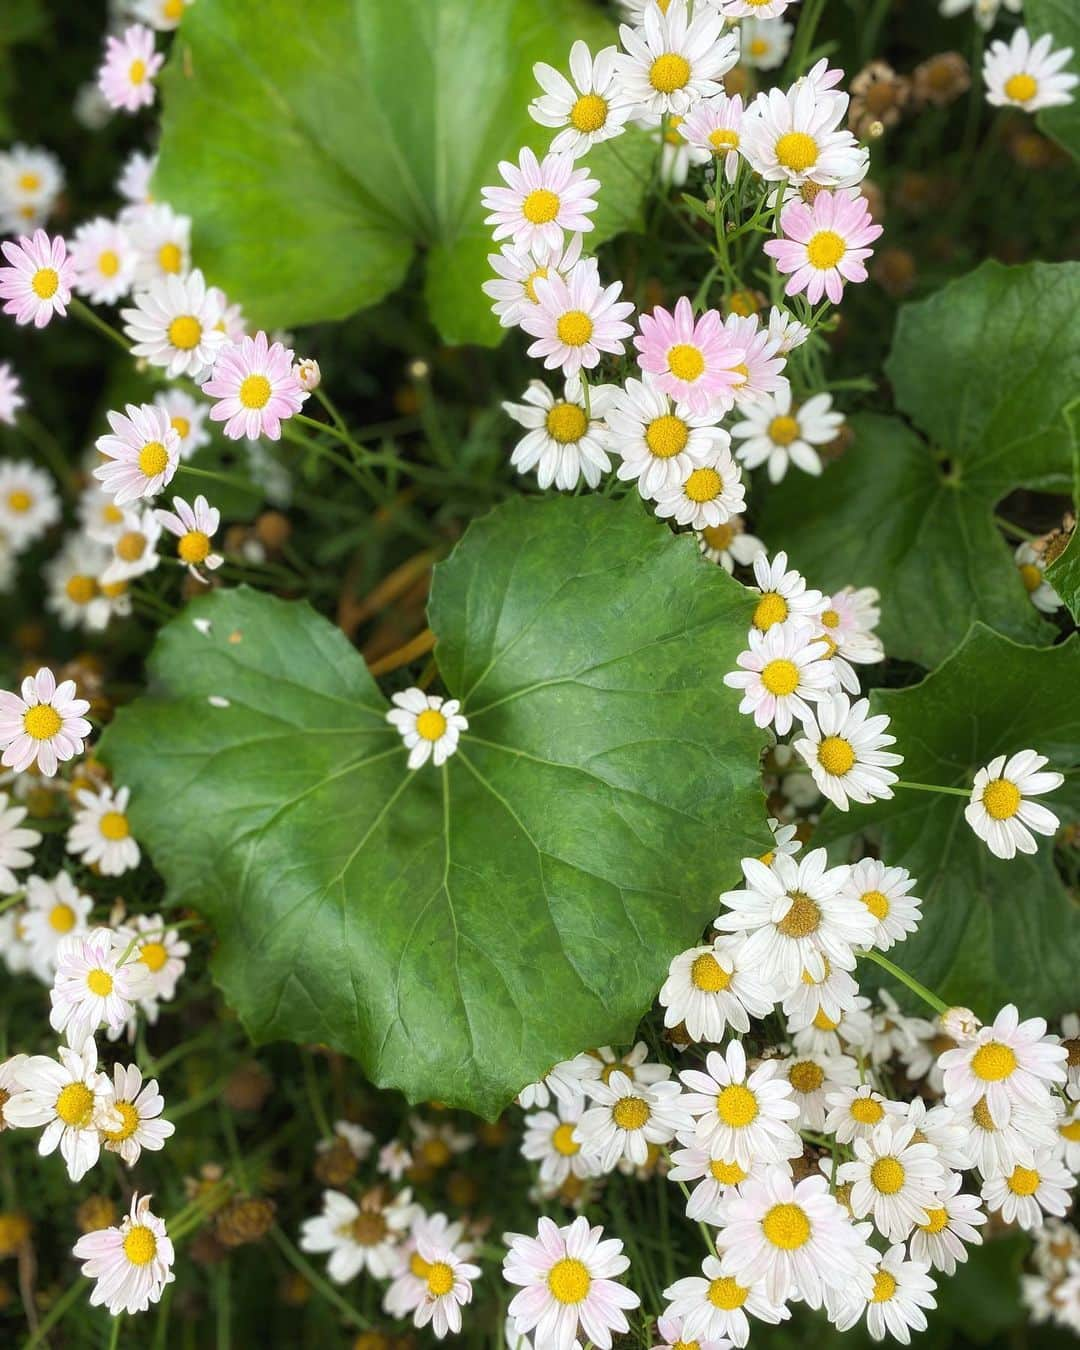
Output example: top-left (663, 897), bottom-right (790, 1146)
top-left (294, 357), bottom-right (321, 391)
top-left (940, 1007), bottom-right (980, 1042)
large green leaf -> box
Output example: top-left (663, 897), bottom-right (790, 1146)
top-left (815, 625), bottom-right (1080, 1016)
top-left (100, 496), bottom-right (768, 1116)
top-left (759, 261), bottom-right (1079, 667)
top-left (155, 0), bottom-right (650, 345)
top-left (1046, 402), bottom-right (1080, 622)
top-left (1026, 0), bottom-right (1080, 160)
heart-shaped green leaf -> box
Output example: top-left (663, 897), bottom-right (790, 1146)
top-left (100, 496), bottom-right (768, 1116)
top-left (154, 0), bottom-right (651, 344)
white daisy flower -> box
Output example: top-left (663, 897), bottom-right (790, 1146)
top-left (517, 1058), bottom-right (594, 1110)
top-left (741, 17), bottom-right (793, 70)
top-left (697, 515), bottom-right (766, 571)
top-left (731, 385), bottom-right (843, 482)
top-left (124, 201), bottom-right (191, 284)
top-left (782, 953), bottom-right (861, 1030)
top-left (1060, 1012), bottom-right (1080, 1093)
top-left (666, 1144), bottom-right (782, 1223)
top-left (661, 1252), bottom-right (789, 1346)
top-left (908, 1172), bottom-right (986, 1276)
top-left (0, 229), bottom-right (75, 327)
top-left (522, 1096), bottom-right (596, 1187)
top-left (0, 791), bottom-right (40, 893)
top-left (97, 1062), bottom-right (174, 1166)
top-left (720, 0), bottom-right (793, 16)
top-left (983, 27), bottom-right (1078, 113)
top-left (73, 1192), bottom-right (175, 1315)
top-left (502, 1214), bottom-right (640, 1350)
top-left (520, 261), bottom-right (634, 376)
top-left (606, 376), bottom-right (727, 498)
top-left (384, 1213), bottom-right (471, 1320)
top-left (779, 1049), bottom-right (859, 1130)
top-left (939, 0), bottom-right (1021, 28)
top-left (793, 992), bottom-right (875, 1059)
top-left (317, 1119), bottom-right (375, 1166)
top-left (953, 1092), bottom-right (1059, 1177)
top-left (741, 82), bottom-right (868, 187)
top-left (839, 1116), bottom-right (947, 1242)
top-left (133, 0), bottom-right (193, 31)
top-left (482, 148), bottom-right (599, 254)
top-left (749, 549), bottom-right (827, 633)
top-left (503, 375), bottom-right (614, 490)
top-left (49, 927), bottom-right (153, 1048)
top-left (899, 1017), bottom-right (954, 1094)
top-left (409, 1115), bottom-right (475, 1169)
top-left (1015, 541), bottom-right (1062, 613)
top-left (834, 1243), bottom-right (937, 1344)
top-left (116, 149), bottom-right (156, 206)
top-left (793, 693), bottom-right (903, 811)
top-left (300, 1188), bottom-right (416, 1282)
top-left (817, 583), bottom-right (883, 655)
top-left (652, 1310), bottom-right (740, 1350)
top-left (21, 872), bottom-right (93, 980)
top-left (940, 1001), bottom-right (1066, 1123)
top-left (723, 622), bottom-right (835, 736)
top-left (155, 493), bottom-right (224, 579)
top-left (964, 749), bottom-right (1064, 859)
top-left (1033, 1216), bottom-right (1080, 1276)
top-left (120, 267), bottom-right (227, 379)
top-left (483, 233), bottom-right (587, 330)
top-left (386, 689), bottom-right (468, 770)
top-left (378, 1140), bottom-right (413, 1181)
top-left (44, 534), bottom-right (127, 632)
top-left (66, 784), bottom-right (141, 875)
top-left (578, 1069), bottom-right (691, 1172)
top-left (679, 94), bottom-right (746, 183)
top-left (153, 388), bottom-right (211, 460)
top-left (716, 848), bottom-right (873, 991)
top-left (825, 1084), bottom-right (906, 1144)
top-left (0, 360), bottom-right (24, 426)
top-left (69, 217), bottom-right (136, 304)
top-left (0, 145), bottom-right (63, 227)
top-left (0, 909), bottom-right (33, 977)
top-left (577, 1042), bottom-right (673, 1093)
top-left (615, 0), bottom-right (739, 116)
top-left (408, 1229), bottom-right (481, 1340)
top-left (841, 859), bottom-right (922, 951)
top-left (764, 307), bottom-right (810, 357)
top-left (3, 1038), bottom-right (110, 1181)
top-left (981, 1151), bottom-right (1076, 1230)
top-left (0, 668), bottom-right (93, 779)
top-left (715, 1166), bottom-right (875, 1308)
top-left (659, 932), bottom-right (777, 1043)
top-left (94, 401), bottom-right (181, 505)
top-left (651, 444), bottom-right (745, 529)
top-left (77, 482), bottom-right (127, 540)
top-left (0, 1053), bottom-right (29, 1129)
top-left (530, 42), bottom-right (633, 159)
top-left (114, 912), bottom-right (189, 1003)
top-left (678, 1040), bottom-right (801, 1167)
top-left (95, 507), bottom-right (163, 587)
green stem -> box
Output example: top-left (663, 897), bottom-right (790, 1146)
top-left (107, 1311), bottom-right (123, 1350)
top-left (268, 1226), bottom-right (371, 1331)
top-left (787, 0), bottom-right (828, 79)
top-left (0, 890), bottom-right (26, 916)
top-left (23, 1277), bottom-right (89, 1348)
top-left (69, 296), bottom-right (131, 352)
top-left (302, 1050), bottom-right (334, 1140)
top-left (13, 411), bottom-right (75, 493)
top-left (895, 780), bottom-right (971, 799)
top-left (860, 949), bottom-right (949, 1015)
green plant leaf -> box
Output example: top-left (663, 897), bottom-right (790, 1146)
top-left (758, 261), bottom-right (1079, 667)
top-left (154, 0), bottom-right (649, 346)
top-left (100, 496), bottom-right (768, 1116)
top-left (1025, 0), bottom-right (1080, 160)
top-left (1046, 402), bottom-right (1080, 622)
top-left (815, 625), bottom-right (1080, 1016)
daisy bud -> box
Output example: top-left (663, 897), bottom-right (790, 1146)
top-left (294, 357), bottom-right (321, 391)
top-left (940, 1007), bottom-right (981, 1042)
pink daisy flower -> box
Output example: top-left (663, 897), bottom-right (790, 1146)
top-left (722, 311), bottom-right (788, 407)
top-left (634, 296), bottom-right (744, 416)
top-left (0, 230), bottom-right (75, 328)
top-left (520, 262), bottom-right (634, 376)
top-left (765, 191), bottom-right (883, 306)
top-left (154, 494), bottom-right (224, 580)
top-left (73, 1192), bottom-right (174, 1315)
top-left (0, 667), bottom-right (93, 778)
top-left (94, 403), bottom-right (181, 505)
top-left (679, 93), bottom-right (745, 184)
top-left (482, 147), bottom-right (599, 254)
top-left (203, 331), bottom-right (307, 440)
top-left (98, 24), bottom-right (163, 114)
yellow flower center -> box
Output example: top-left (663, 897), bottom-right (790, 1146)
top-left (850, 1096), bottom-right (884, 1125)
top-left (1017, 562), bottom-right (1043, 593)
top-left (546, 402), bottom-right (588, 444)
top-left (861, 889), bottom-right (890, 920)
top-left (65, 574), bottom-right (98, 605)
top-left (55, 1082), bottom-right (94, 1128)
top-left (971, 1040), bottom-right (1017, 1081)
top-left (1007, 1165), bottom-right (1040, 1197)
top-left (103, 503), bottom-right (124, 524)
top-left (768, 415), bottom-right (800, 446)
top-left (813, 1008), bottom-right (839, 1031)
top-left (708, 1276), bottom-right (749, 1310)
top-left (684, 467), bottom-right (722, 503)
top-left (99, 811), bottom-right (130, 841)
top-left (789, 1060), bottom-right (825, 1094)
top-left (752, 591), bottom-right (788, 631)
top-left (761, 1202), bottom-right (811, 1249)
top-left (167, 314), bottom-right (202, 350)
top-left (668, 343), bottom-right (705, 382)
top-left (123, 1225), bottom-right (157, 1266)
top-left (137, 941), bottom-right (168, 974)
top-left (612, 1095), bottom-right (650, 1130)
top-left (24, 704), bottom-right (62, 740)
top-left (48, 902), bottom-right (75, 932)
top-left (709, 128), bottom-right (740, 152)
top-left (972, 1096), bottom-right (996, 1132)
top-left (716, 1083), bottom-right (758, 1127)
top-left (870, 1157), bottom-right (905, 1195)
top-left (86, 968), bottom-right (114, 997)
top-left (426, 1262), bottom-right (454, 1297)
top-left (691, 952), bottom-right (731, 992)
top-left (806, 230), bottom-right (846, 270)
top-left (709, 1158), bottom-right (747, 1184)
top-left (129, 59), bottom-right (147, 85)
top-left (158, 242), bottom-right (183, 274)
top-left (97, 249), bottom-right (121, 278)
top-left (523, 265), bottom-right (548, 304)
top-left (547, 1256), bottom-right (591, 1304)
top-left (775, 132), bottom-right (819, 172)
top-left (749, 38), bottom-right (769, 57)
top-left (701, 523), bottom-right (734, 553)
top-left (410, 1252), bottom-right (431, 1279)
top-left (871, 1270), bottom-right (897, 1302)
top-left (556, 310), bottom-right (593, 347)
top-left (102, 1100), bottom-right (140, 1142)
top-left (116, 530), bottom-right (147, 562)
top-left (1059, 1119), bottom-right (1080, 1143)
top-left (18, 171), bottom-right (41, 191)
top-left (570, 93), bottom-right (608, 133)
top-left (777, 891), bottom-right (821, 938)
top-left (170, 415), bottom-right (191, 440)
top-left (239, 374), bottom-right (272, 409)
top-left (1004, 73), bottom-right (1038, 102)
top-left (178, 531), bottom-right (211, 565)
top-left (645, 414), bottom-right (689, 459)
top-left (164, 0), bottom-right (185, 18)
top-left (760, 657), bottom-right (799, 696)
top-left (102, 579), bottom-right (128, 600)
top-left (817, 735), bottom-right (856, 776)
top-left (552, 1122), bottom-right (580, 1156)
top-left (981, 778), bottom-right (1020, 820)
top-left (920, 1207), bottom-right (950, 1235)
top-left (522, 189), bottom-right (560, 225)
top-left (31, 267), bottom-right (59, 299)
top-left (138, 441), bottom-right (169, 477)
top-left (415, 709), bottom-right (448, 742)
top-left (351, 1212), bottom-right (388, 1246)
top-left (7, 489), bottom-right (32, 512)
top-left (650, 52), bottom-right (691, 94)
